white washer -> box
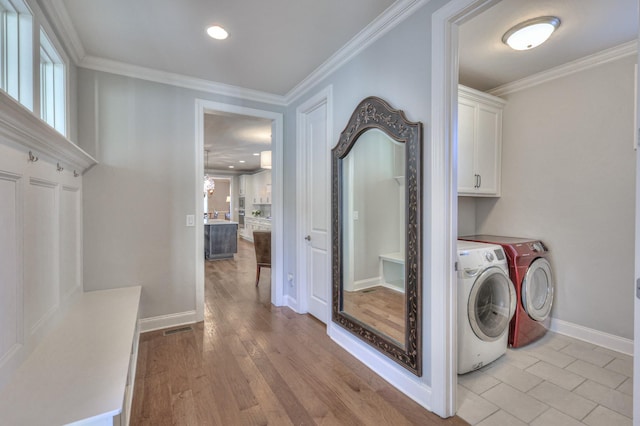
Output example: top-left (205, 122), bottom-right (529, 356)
top-left (457, 240), bottom-right (516, 374)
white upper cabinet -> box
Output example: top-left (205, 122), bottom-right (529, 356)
top-left (239, 174), bottom-right (247, 196)
top-left (251, 170), bottom-right (272, 205)
top-left (457, 85), bottom-right (506, 197)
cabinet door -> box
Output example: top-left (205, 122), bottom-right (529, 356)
top-left (457, 85), bottom-right (504, 197)
top-left (475, 104), bottom-right (502, 195)
top-left (244, 174), bottom-right (253, 204)
top-left (239, 175), bottom-right (246, 196)
top-left (457, 98), bottom-right (477, 194)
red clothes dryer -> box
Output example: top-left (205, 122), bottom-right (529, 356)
top-left (459, 235), bottom-right (554, 348)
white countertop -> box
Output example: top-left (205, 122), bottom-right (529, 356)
top-left (245, 216), bottom-right (271, 222)
top-left (205, 219), bottom-right (238, 225)
top-left (0, 286), bottom-right (141, 426)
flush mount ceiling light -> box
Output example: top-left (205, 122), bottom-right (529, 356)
top-left (206, 25), bottom-right (228, 40)
top-left (502, 16), bottom-right (560, 51)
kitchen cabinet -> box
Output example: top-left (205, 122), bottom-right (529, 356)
top-left (239, 174), bottom-right (247, 196)
top-left (204, 220), bottom-right (238, 260)
top-left (457, 85), bottom-right (506, 197)
top-left (241, 217), bottom-right (271, 242)
top-left (251, 170), bottom-right (272, 205)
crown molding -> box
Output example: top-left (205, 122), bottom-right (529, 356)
top-left (44, 0), bottom-right (430, 107)
top-left (488, 40), bottom-right (638, 97)
top-left (79, 56), bottom-right (287, 106)
top-left (39, 0), bottom-right (86, 64)
top-left (284, 0), bottom-right (431, 104)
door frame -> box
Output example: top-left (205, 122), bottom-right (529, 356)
top-left (295, 85), bottom-right (333, 318)
top-left (195, 99), bottom-right (285, 321)
top-left (634, 8), bottom-right (639, 421)
top-left (430, 0), bottom-right (501, 417)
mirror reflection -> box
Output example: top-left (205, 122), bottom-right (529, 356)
top-left (341, 129), bottom-right (406, 347)
top-left (332, 96), bottom-right (422, 376)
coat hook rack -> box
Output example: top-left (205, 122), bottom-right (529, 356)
top-left (28, 151), bottom-right (39, 162)
top-left (57, 163), bottom-right (64, 172)
top-left (73, 170), bottom-right (79, 177)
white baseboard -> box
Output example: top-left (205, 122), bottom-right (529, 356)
top-left (285, 295), bottom-right (303, 314)
top-left (328, 323), bottom-right (433, 411)
top-left (550, 318), bottom-right (633, 356)
top-left (139, 310), bottom-right (198, 333)
top-left (348, 277), bottom-right (381, 292)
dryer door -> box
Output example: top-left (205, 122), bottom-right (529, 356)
top-left (522, 258), bottom-right (554, 321)
top-left (468, 267), bottom-right (515, 342)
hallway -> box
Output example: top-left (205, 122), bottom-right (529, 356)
top-left (130, 239), bottom-right (466, 425)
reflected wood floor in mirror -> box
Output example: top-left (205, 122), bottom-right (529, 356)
top-left (130, 239), bottom-right (467, 425)
top-left (343, 287), bottom-right (405, 345)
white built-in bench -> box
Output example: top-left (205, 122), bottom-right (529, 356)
top-left (0, 287), bottom-right (141, 426)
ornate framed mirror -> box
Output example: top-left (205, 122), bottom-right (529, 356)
top-left (331, 97), bottom-right (423, 376)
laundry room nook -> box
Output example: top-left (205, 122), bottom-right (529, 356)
top-left (453, 1), bottom-right (636, 424)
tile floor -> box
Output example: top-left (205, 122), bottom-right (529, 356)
top-left (457, 332), bottom-right (633, 425)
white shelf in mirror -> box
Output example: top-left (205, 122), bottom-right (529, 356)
top-left (379, 252), bottom-right (405, 264)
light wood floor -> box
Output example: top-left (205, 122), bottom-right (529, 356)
top-left (130, 238), bottom-right (467, 425)
top-left (343, 287), bottom-right (405, 345)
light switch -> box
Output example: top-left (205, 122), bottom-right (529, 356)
top-left (186, 215), bottom-right (195, 227)
top-left (353, 211), bottom-right (359, 220)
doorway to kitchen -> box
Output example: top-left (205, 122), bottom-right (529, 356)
top-left (195, 99), bottom-right (284, 322)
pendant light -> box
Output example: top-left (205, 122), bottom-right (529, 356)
top-left (204, 150), bottom-right (215, 196)
top-left (502, 16), bottom-right (560, 51)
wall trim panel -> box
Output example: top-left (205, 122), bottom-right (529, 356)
top-left (0, 171), bottom-right (24, 373)
top-left (26, 179), bottom-right (59, 337)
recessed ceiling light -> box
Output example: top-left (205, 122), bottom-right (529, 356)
top-left (228, 165), bottom-right (234, 169)
top-left (207, 25), bottom-right (228, 40)
top-left (239, 160), bottom-right (246, 163)
top-left (252, 153), bottom-right (260, 156)
top-left (502, 16), bottom-right (560, 51)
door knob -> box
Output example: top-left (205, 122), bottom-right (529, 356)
top-left (305, 235), bottom-right (311, 241)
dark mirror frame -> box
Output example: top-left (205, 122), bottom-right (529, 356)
top-left (331, 96), bottom-right (423, 376)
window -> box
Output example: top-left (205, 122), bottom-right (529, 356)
top-left (0, 0), bottom-right (32, 110)
top-left (39, 28), bottom-right (65, 134)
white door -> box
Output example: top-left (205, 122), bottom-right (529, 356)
top-left (633, 24), bottom-right (639, 422)
top-left (297, 88), bottom-right (332, 323)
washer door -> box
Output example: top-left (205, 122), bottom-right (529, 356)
top-left (522, 258), bottom-right (554, 321)
top-left (468, 267), bottom-right (516, 342)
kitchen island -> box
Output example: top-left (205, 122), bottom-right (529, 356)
top-left (204, 220), bottom-right (238, 260)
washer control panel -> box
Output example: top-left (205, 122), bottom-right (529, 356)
top-left (457, 241), bottom-right (509, 274)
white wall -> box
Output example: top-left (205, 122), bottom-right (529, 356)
top-left (76, 69), bottom-right (284, 320)
top-left (457, 197), bottom-right (476, 236)
top-left (470, 55), bottom-right (636, 339)
top-left (286, 0), bottom-right (450, 393)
